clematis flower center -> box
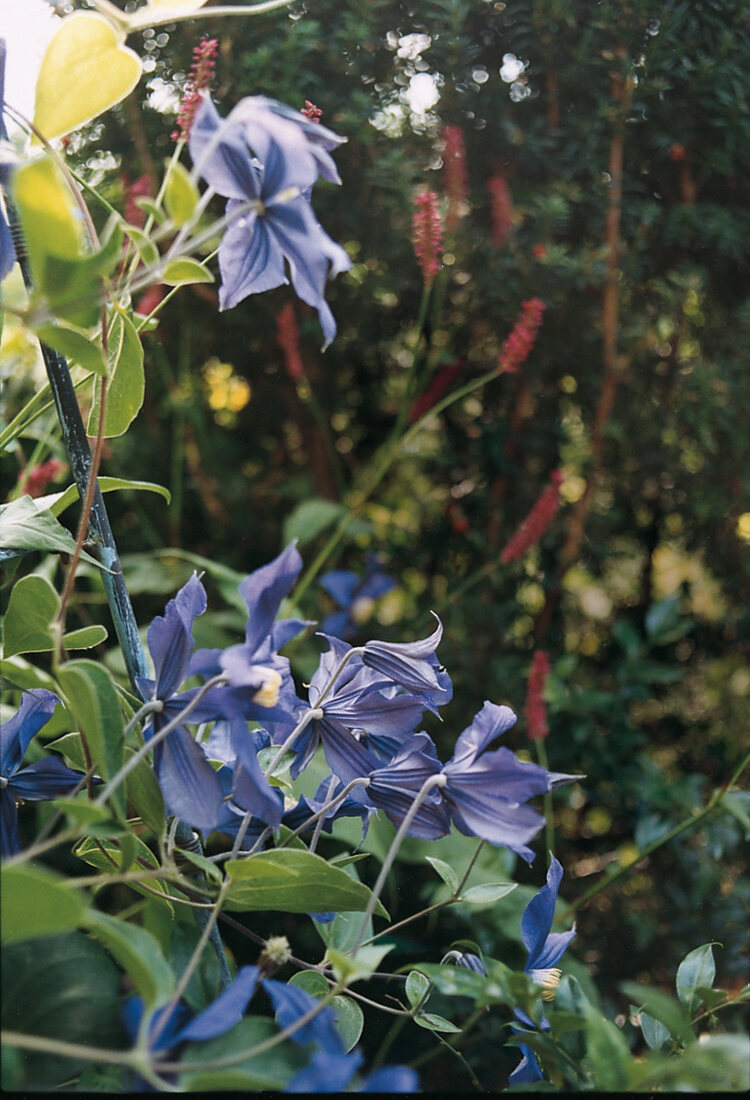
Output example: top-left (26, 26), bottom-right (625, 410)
top-left (351, 595), bottom-right (375, 624)
top-left (252, 668), bottom-right (283, 707)
top-left (529, 967), bottom-right (562, 1001)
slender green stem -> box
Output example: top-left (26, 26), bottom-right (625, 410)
top-left (569, 746), bottom-right (750, 913)
top-left (690, 988), bottom-right (750, 1028)
top-left (0, 1030), bottom-right (140, 1069)
top-left (352, 774), bottom-right (447, 952)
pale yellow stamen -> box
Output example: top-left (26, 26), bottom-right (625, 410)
top-left (252, 668), bottom-right (283, 708)
top-left (351, 595), bottom-right (375, 625)
top-left (530, 967), bottom-right (562, 1001)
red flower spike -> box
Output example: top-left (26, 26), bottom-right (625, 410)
top-left (525, 650), bottom-right (551, 741)
top-left (497, 297), bottom-right (546, 374)
top-left (276, 303), bottom-right (306, 381)
top-left (442, 126), bottom-right (468, 231)
top-left (172, 36), bottom-right (219, 142)
top-left (21, 459), bottom-right (67, 498)
top-left (412, 189), bottom-right (443, 284)
top-left (488, 176), bottom-right (514, 247)
top-left (500, 469), bottom-right (563, 564)
top-left (301, 101), bottom-right (323, 123)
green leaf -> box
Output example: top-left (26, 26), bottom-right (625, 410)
top-left (88, 313), bottom-right (145, 437)
top-left (11, 156), bottom-right (83, 274)
top-left (62, 625), bottom-right (109, 650)
top-left (629, 1034), bottom-right (750, 1091)
top-left (34, 322), bottom-right (107, 375)
top-left (414, 1012), bottom-right (461, 1033)
top-left (282, 498), bottom-right (347, 547)
top-left (2, 573), bottom-right (59, 657)
top-left (123, 224), bottom-right (160, 266)
top-left (425, 855), bottom-right (460, 893)
top-left (178, 1018), bottom-right (307, 1091)
top-left (123, 748), bottom-right (166, 836)
top-left (326, 944), bottom-right (393, 985)
top-left (0, 496), bottom-right (105, 568)
top-left (722, 791), bottom-right (750, 837)
top-left (413, 962), bottom-right (488, 1000)
top-left (584, 1004), bottom-right (630, 1091)
top-left (163, 161), bottom-right (200, 226)
top-left (75, 834), bottom-right (173, 913)
top-left (459, 882), bottom-right (517, 904)
top-left (0, 656), bottom-right (59, 693)
top-left (50, 797), bottom-right (114, 827)
top-left (1, 864), bottom-right (86, 943)
top-left (85, 909), bottom-right (174, 1007)
top-left (406, 969), bottom-right (431, 1007)
top-left (640, 1009), bottom-right (671, 1051)
top-left (162, 257), bottom-right (214, 286)
top-left (43, 475), bottom-right (171, 518)
top-left (57, 658), bottom-right (125, 819)
top-left (225, 848), bottom-right (388, 917)
top-left (1, 931), bottom-right (124, 1089)
top-left (134, 196), bottom-right (166, 225)
top-left (621, 982), bottom-right (695, 1046)
top-left (675, 943), bottom-right (718, 1015)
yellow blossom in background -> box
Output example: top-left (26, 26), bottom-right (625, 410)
top-left (202, 357), bottom-right (251, 424)
top-left (737, 513), bottom-right (750, 544)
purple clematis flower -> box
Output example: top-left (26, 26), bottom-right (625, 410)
top-left (439, 702), bottom-right (578, 862)
top-left (188, 96), bottom-right (351, 348)
top-left (509, 855), bottom-right (576, 1085)
top-left (1, 690), bottom-right (87, 857)
top-left (286, 1049), bottom-right (418, 1093)
top-left (364, 732), bottom-right (450, 840)
top-left (319, 554), bottom-right (396, 640)
top-left (136, 573), bottom-right (228, 833)
top-left (191, 543), bottom-right (307, 727)
top-left (361, 615), bottom-right (452, 710)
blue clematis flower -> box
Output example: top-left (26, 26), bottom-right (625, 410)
top-left (364, 732), bottom-right (451, 840)
top-left (319, 554), bottom-right (396, 640)
top-left (509, 855), bottom-right (576, 1085)
top-left (188, 96), bottom-right (351, 348)
top-left (286, 1049), bottom-right (418, 1093)
top-left (1, 690), bottom-right (87, 857)
top-left (136, 573), bottom-right (229, 833)
top-left (361, 614), bottom-right (452, 709)
top-left (439, 702), bottom-right (578, 862)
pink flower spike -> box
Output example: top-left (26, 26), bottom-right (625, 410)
top-left (301, 101), bottom-right (323, 123)
top-left (500, 469), bottom-right (563, 564)
top-left (497, 297), bottom-right (546, 374)
top-left (172, 36), bottom-right (219, 142)
top-left (525, 650), bottom-right (551, 741)
top-left (20, 459), bottom-right (67, 498)
top-left (412, 189), bottom-right (443, 284)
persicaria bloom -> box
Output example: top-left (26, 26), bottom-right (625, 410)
top-left (276, 303), bottom-right (305, 381)
top-left (500, 470), bottom-right (562, 564)
top-left (412, 189), bottom-right (443, 283)
top-left (20, 458), bottom-right (67, 497)
top-left (488, 176), bottom-right (514, 246)
top-left (497, 297), bottom-right (546, 374)
top-left (525, 650), bottom-right (551, 741)
top-left (172, 36), bottom-right (219, 142)
top-left (442, 125), bottom-right (468, 230)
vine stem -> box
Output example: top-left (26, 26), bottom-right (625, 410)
top-left (352, 774), bottom-right (447, 953)
top-left (569, 746), bottom-right (750, 913)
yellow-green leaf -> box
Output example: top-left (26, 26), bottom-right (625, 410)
top-left (33, 13), bottom-right (142, 141)
top-left (162, 257), bottom-right (215, 286)
top-left (163, 161), bottom-right (199, 226)
top-left (87, 313), bottom-right (145, 437)
top-left (35, 323), bottom-right (107, 376)
top-left (12, 157), bottom-right (83, 275)
top-left (2, 573), bottom-right (60, 658)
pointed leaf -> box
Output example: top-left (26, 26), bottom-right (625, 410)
top-left (2, 573), bottom-right (60, 658)
top-left (163, 161), bottom-right (200, 226)
top-left (225, 848), bottom-right (388, 917)
top-left (675, 944), bottom-right (718, 1015)
top-left (88, 313), bottom-right (145, 437)
top-left (33, 12), bottom-right (142, 141)
top-left (85, 909), bottom-right (174, 1007)
top-left (57, 659), bottom-right (125, 819)
top-left (1, 864), bottom-right (86, 943)
top-left (162, 257), bottom-right (214, 286)
top-left (35, 323), bottom-right (107, 376)
top-left (414, 1012), bottom-right (461, 1033)
top-left (459, 882), bottom-right (517, 904)
top-left (425, 855), bottom-right (460, 894)
top-left (405, 970), bottom-right (431, 1007)
top-left (0, 496), bottom-right (104, 568)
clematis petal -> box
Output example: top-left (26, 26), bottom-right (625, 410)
top-left (363, 1065), bottom-right (420, 1092)
top-left (1, 786), bottom-right (21, 857)
top-left (8, 755), bottom-right (87, 800)
top-left (520, 855), bottom-right (570, 966)
top-left (508, 1043), bottom-right (543, 1085)
top-left (154, 725), bottom-right (224, 833)
top-left (263, 978), bottom-right (344, 1054)
top-left (218, 204), bottom-right (287, 311)
top-left (445, 787), bottom-right (545, 862)
top-left (175, 966), bottom-right (260, 1042)
top-left (229, 719), bottom-right (284, 828)
top-left (450, 701), bottom-right (518, 766)
top-left (0, 689), bottom-right (59, 777)
top-left (286, 1049), bottom-right (362, 1093)
top-left (238, 543), bottom-right (303, 655)
top-left (146, 574), bottom-right (207, 700)
top-left (362, 616), bottom-right (445, 694)
top-left (188, 95), bottom-right (260, 199)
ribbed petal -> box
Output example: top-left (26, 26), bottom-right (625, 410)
top-left (363, 1065), bottom-right (420, 1092)
top-left (229, 720), bottom-right (284, 828)
top-left (520, 855), bottom-right (569, 965)
top-left (146, 575), bottom-right (206, 700)
top-left (508, 1044), bottom-right (543, 1085)
top-left (445, 786), bottom-right (544, 862)
top-left (318, 717), bottom-right (377, 787)
top-left (176, 966), bottom-right (260, 1043)
top-left (9, 756), bottom-right (86, 800)
top-left (362, 618), bottom-right (444, 693)
top-left (189, 96), bottom-right (260, 199)
top-left (154, 726), bottom-right (224, 833)
top-left (450, 701), bottom-right (518, 766)
top-left (218, 206), bottom-right (287, 310)
top-left (286, 1050), bottom-right (361, 1093)
top-left (232, 95), bottom-right (346, 185)
top-left (1, 689), bottom-right (59, 777)
top-left (238, 543), bottom-right (303, 655)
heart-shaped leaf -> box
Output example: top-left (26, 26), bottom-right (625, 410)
top-left (34, 13), bottom-right (142, 141)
